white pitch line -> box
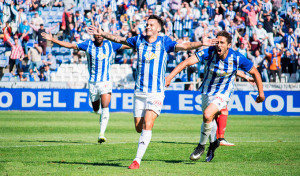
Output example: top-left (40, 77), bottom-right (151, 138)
top-left (0, 140), bottom-right (298, 148)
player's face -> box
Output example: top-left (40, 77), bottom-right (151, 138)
top-left (94, 34), bottom-right (104, 45)
top-left (145, 19), bottom-right (160, 37)
top-left (216, 36), bottom-right (231, 58)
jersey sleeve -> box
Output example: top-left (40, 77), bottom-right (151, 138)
top-left (126, 35), bottom-right (139, 49)
top-left (238, 53), bottom-right (254, 73)
top-left (111, 41), bottom-right (123, 51)
top-left (76, 40), bottom-right (90, 51)
top-left (164, 36), bottom-right (177, 53)
top-left (195, 47), bottom-right (211, 62)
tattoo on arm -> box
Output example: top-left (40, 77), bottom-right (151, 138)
top-left (102, 32), bottom-right (128, 45)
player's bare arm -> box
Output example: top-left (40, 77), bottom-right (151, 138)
top-left (248, 67), bottom-right (265, 103)
top-left (165, 54), bottom-right (199, 87)
top-left (41, 32), bottom-right (77, 49)
top-left (236, 70), bottom-right (255, 85)
top-left (175, 37), bottom-right (218, 52)
top-left (87, 25), bottom-right (129, 46)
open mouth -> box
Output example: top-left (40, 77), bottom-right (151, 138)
top-left (217, 48), bottom-right (222, 54)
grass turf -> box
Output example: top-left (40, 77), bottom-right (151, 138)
top-left (0, 112), bottom-right (300, 175)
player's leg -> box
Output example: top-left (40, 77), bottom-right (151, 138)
top-left (217, 108), bottom-right (235, 146)
top-left (129, 110), bottom-right (157, 169)
top-left (134, 117), bottom-right (144, 133)
top-left (97, 93), bottom-right (111, 144)
top-left (133, 93), bottom-right (146, 133)
top-left (190, 102), bottom-right (219, 161)
top-left (129, 93), bottom-right (163, 169)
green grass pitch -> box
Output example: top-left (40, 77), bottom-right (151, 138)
top-left (0, 111), bottom-right (300, 175)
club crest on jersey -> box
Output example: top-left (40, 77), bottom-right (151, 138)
top-left (98, 52), bottom-right (108, 60)
top-left (210, 68), bottom-right (229, 77)
top-left (144, 52), bottom-right (157, 61)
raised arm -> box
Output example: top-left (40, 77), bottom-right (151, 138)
top-left (87, 25), bottom-right (129, 45)
top-left (45, 23), bottom-right (59, 32)
top-left (248, 67), bottom-right (265, 103)
top-left (175, 37), bottom-right (217, 52)
top-left (165, 54), bottom-right (199, 87)
top-left (29, 23), bottom-right (39, 32)
top-left (41, 32), bottom-right (78, 49)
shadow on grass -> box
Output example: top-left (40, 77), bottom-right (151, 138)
top-left (153, 141), bottom-right (197, 145)
top-left (19, 140), bottom-right (96, 145)
top-left (49, 161), bottom-right (127, 168)
top-left (107, 159), bottom-right (196, 165)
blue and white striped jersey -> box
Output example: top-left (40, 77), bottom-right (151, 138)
top-left (183, 15), bottom-right (193, 29)
top-left (77, 40), bottom-right (122, 83)
top-left (127, 35), bottom-right (177, 93)
top-left (196, 46), bottom-right (253, 100)
top-left (173, 14), bottom-right (183, 31)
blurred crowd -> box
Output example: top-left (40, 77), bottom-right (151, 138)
top-left (0, 0), bottom-right (299, 83)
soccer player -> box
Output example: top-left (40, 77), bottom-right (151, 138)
top-left (41, 31), bottom-right (130, 144)
top-left (87, 15), bottom-right (217, 169)
top-left (217, 70), bottom-right (255, 147)
top-left (165, 31), bottom-right (265, 162)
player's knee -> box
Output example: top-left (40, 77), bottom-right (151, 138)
top-left (144, 121), bottom-right (154, 130)
top-left (203, 111), bottom-right (213, 122)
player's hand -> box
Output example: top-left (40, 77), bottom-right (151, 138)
top-left (165, 77), bottom-right (171, 88)
top-left (87, 25), bottom-right (101, 35)
top-left (255, 95), bottom-right (265, 103)
top-left (202, 37), bottom-right (218, 46)
top-left (41, 32), bottom-right (52, 41)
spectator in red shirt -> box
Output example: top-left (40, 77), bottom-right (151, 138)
top-left (250, 33), bottom-right (261, 54)
top-left (4, 31), bottom-right (24, 73)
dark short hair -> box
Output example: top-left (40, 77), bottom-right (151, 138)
top-left (148, 15), bottom-right (164, 30)
top-left (216, 31), bottom-right (232, 44)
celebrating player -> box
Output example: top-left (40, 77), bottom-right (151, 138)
top-left (87, 15), bottom-right (217, 169)
top-left (41, 30), bottom-right (130, 144)
top-left (165, 30), bottom-right (265, 162)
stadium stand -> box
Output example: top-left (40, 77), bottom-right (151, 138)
top-left (0, 0), bottom-right (299, 89)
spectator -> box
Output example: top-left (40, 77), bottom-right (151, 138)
top-left (28, 41), bottom-right (42, 70)
top-left (264, 46), bottom-right (285, 82)
top-left (173, 9), bottom-right (183, 39)
top-left (31, 12), bottom-right (44, 40)
top-left (2, 21), bottom-right (12, 47)
top-left (250, 33), bottom-right (261, 53)
top-left (28, 68), bottom-right (37, 81)
top-left (35, 67), bottom-right (47, 81)
top-left (214, 7), bottom-right (223, 24)
top-left (16, 68), bottom-right (27, 81)
top-left (242, 3), bottom-right (260, 37)
top-left (63, 0), bottom-right (75, 11)
top-left (183, 7), bottom-right (193, 37)
top-left (29, 23), bottom-right (60, 55)
top-left (279, 27), bottom-right (296, 52)
top-left (254, 22), bottom-right (268, 51)
top-left (53, 0), bottom-right (63, 7)
top-left (170, 0), bottom-right (182, 15)
top-left (4, 31), bottom-right (24, 73)
top-left (261, 0), bottom-right (272, 17)
top-left (10, 2), bottom-right (26, 27)
top-left (259, 13), bottom-right (278, 47)
top-left (248, 49), bottom-right (264, 68)
top-left (30, 0), bottom-right (40, 11)
top-left (225, 3), bottom-right (236, 20)
top-left (43, 65), bottom-right (51, 81)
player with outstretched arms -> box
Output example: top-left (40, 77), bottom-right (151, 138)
top-left (87, 15), bottom-right (217, 169)
top-left (41, 30), bottom-right (130, 144)
top-left (165, 31), bottom-right (265, 162)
